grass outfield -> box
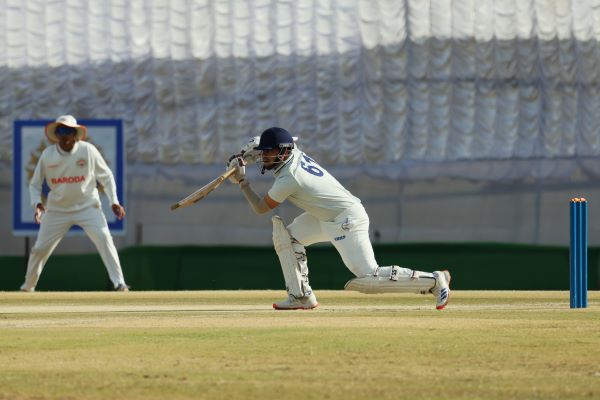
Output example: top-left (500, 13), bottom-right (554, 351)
top-left (0, 291), bottom-right (599, 400)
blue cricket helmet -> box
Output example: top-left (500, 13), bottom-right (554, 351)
top-left (254, 127), bottom-right (294, 151)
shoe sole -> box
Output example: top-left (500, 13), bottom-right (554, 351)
top-left (272, 302), bottom-right (319, 310)
top-left (436, 270), bottom-right (451, 310)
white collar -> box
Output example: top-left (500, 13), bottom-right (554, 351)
top-left (56, 141), bottom-right (79, 156)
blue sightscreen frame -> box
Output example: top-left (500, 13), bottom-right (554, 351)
top-left (12, 119), bottom-right (125, 235)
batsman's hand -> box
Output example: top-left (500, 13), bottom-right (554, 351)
top-left (34, 203), bottom-right (46, 224)
top-left (239, 136), bottom-right (261, 164)
top-left (112, 204), bottom-right (126, 220)
top-left (241, 136), bottom-right (261, 154)
top-left (226, 155), bottom-right (247, 184)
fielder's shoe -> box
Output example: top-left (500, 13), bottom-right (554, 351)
top-left (431, 270), bottom-right (451, 310)
top-left (273, 292), bottom-right (318, 310)
top-left (19, 286), bottom-right (34, 292)
top-left (114, 283), bottom-right (130, 292)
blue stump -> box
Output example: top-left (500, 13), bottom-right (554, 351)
top-left (569, 198), bottom-right (588, 308)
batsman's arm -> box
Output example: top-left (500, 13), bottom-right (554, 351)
top-left (239, 180), bottom-right (279, 214)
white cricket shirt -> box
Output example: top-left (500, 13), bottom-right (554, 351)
top-left (29, 141), bottom-right (119, 212)
top-left (268, 148), bottom-right (360, 221)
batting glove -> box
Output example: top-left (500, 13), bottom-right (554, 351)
top-left (226, 155), bottom-right (247, 184)
top-left (239, 136), bottom-right (261, 164)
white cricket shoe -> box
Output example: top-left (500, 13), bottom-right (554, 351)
top-left (273, 292), bottom-right (319, 310)
top-left (431, 270), bottom-right (451, 310)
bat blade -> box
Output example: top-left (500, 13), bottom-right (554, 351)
top-left (170, 168), bottom-right (236, 211)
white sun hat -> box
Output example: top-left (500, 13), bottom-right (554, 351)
top-left (45, 115), bottom-right (87, 143)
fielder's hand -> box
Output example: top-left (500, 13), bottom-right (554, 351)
top-left (112, 204), bottom-right (126, 220)
top-left (226, 156), bottom-right (247, 184)
top-left (34, 203), bottom-right (46, 224)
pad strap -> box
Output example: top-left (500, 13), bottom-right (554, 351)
top-left (345, 266), bottom-right (435, 294)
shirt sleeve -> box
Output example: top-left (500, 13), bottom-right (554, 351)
top-left (91, 145), bottom-right (120, 206)
top-left (267, 175), bottom-right (299, 203)
top-left (29, 156), bottom-right (44, 208)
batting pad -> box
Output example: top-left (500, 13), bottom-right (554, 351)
top-left (344, 266), bottom-right (436, 294)
top-left (272, 215), bottom-right (312, 298)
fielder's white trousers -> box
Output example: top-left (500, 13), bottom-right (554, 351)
top-left (287, 203), bottom-right (378, 278)
top-left (20, 206), bottom-right (127, 291)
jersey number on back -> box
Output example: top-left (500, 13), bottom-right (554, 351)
top-left (300, 154), bottom-right (324, 177)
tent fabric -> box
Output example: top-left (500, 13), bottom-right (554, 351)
top-left (1, 0), bottom-right (600, 180)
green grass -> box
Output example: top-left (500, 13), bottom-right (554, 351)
top-left (0, 291), bottom-right (599, 400)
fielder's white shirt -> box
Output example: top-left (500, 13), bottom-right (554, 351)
top-left (29, 141), bottom-right (119, 212)
top-left (268, 148), bottom-right (360, 221)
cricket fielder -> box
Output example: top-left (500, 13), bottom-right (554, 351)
top-left (227, 127), bottom-right (450, 310)
top-left (20, 115), bottom-right (129, 292)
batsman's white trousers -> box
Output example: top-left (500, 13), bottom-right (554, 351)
top-left (21, 206), bottom-right (127, 291)
top-left (287, 203), bottom-right (378, 278)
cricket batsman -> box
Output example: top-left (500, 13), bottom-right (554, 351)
top-left (227, 127), bottom-right (451, 310)
top-left (20, 115), bottom-right (129, 292)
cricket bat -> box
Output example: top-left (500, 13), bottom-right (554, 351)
top-left (170, 168), bottom-right (237, 211)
